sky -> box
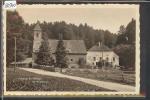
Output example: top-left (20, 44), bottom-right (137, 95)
top-left (16, 5), bottom-right (139, 34)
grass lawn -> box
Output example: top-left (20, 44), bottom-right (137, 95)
top-left (62, 68), bottom-right (135, 86)
top-left (6, 68), bottom-right (114, 91)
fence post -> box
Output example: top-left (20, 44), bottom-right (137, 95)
top-left (121, 71), bottom-right (124, 82)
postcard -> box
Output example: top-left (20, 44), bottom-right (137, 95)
top-left (2, 4), bottom-right (140, 96)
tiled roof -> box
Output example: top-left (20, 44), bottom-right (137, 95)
top-left (88, 44), bottom-right (111, 52)
top-left (48, 40), bottom-right (87, 54)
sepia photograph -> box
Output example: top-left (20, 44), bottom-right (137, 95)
top-left (3, 4), bottom-right (140, 96)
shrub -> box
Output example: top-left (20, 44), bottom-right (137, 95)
top-left (32, 65), bottom-right (55, 72)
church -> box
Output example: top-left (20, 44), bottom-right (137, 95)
top-left (11, 21), bottom-right (119, 68)
top-left (32, 21), bottom-right (119, 68)
top-left (32, 22), bottom-right (87, 67)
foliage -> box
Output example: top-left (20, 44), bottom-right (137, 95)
top-left (40, 21), bottom-right (117, 49)
top-left (6, 11), bottom-right (32, 65)
top-left (7, 11), bottom-right (117, 56)
top-left (115, 19), bottom-right (136, 70)
top-left (118, 25), bottom-right (126, 35)
top-left (55, 39), bottom-right (68, 68)
top-left (16, 52), bottom-right (26, 62)
top-left (6, 11), bottom-right (136, 70)
top-left (116, 19), bottom-right (136, 45)
top-left (125, 19), bottom-right (136, 44)
top-left (35, 38), bottom-right (54, 66)
top-left (113, 44), bottom-right (135, 70)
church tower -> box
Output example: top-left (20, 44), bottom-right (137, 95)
top-left (33, 21), bottom-right (42, 41)
top-left (32, 21), bottom-right (42, 66)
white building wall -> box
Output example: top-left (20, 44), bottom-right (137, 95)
top-left (87, 51), bottom-right (119, 67)
top-left (33, 40), bottom-right (42, 52)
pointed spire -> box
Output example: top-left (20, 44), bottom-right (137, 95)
top-left (34, 20), bottom-right (41, 31)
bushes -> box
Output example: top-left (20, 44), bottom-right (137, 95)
top-left (33, 65), bottom-right (55, 72)
top-left (79, 64), bottom-right (94, 69)
top-left (113, 44), bottom-right (135, 70)
top-left (42, 66), bottom-right (55, 72)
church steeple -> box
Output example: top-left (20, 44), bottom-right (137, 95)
top-left (34, 21), bottom-right (41, 31)
top-left (33, 21), bottom-right (42, 41)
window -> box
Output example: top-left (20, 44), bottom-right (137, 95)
top-left (106, 57), bottom-right (109, 61)
top-left (96, 62), bottom-right (98, 66)
top-left (113, 57), bottom-right (115, 61)
top-left (36, 33), bottom-right (39, 37)
top-left (70, 59), bottom-right (73, 61)
top-left (99, 57), bottom-right (102, 61)
top-left (93, 57), bottom-right (96, 61)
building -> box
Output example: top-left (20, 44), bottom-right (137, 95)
top-left (87, 42), bottom-right (119, 68)
top-left (10, 58), bottom-right (32, 68)
top-left (32, 21), bottom-right (87, 67)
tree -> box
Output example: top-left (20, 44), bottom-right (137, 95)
top-left (118, 25), bottom-right (126, 35)
top-left (6, 11), bottom-right (33, 66)
top-left (35, 38), bottom-right (53, 66)
top-left (113, 44), bottom-right (135, 70)
top-left (116, 19), bottom-right (136, 45)
top-left (104, 30), bottom-right (117, 48)
top-left (55, 38), bottom-right (68, 69)
top-left (116, 33), bottom-right (128, 45)
top-left (6, 11), bottom-right (24, 65)
top-left (125, 19), bottom-right (136, 44)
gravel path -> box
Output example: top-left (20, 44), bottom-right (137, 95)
top-left (20, 68), bottom-right (135, 92)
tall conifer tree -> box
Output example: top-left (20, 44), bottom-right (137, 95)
top-left (35, 33), bottom-right (53, 66)
top-left (55, 33), bottom-right (68, 68)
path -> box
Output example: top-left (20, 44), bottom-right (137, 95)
top-left (20, 68), bottom-right (135, 92)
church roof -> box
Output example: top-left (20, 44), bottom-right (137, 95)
top-left (34, 22), bottom-right (41, 31)
top-left (48, 40), bottom-right (87, 54)
top-left (88, 44), bottom-right (112, 52)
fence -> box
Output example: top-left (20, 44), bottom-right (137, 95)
top-left (64, 68), bottom-right (135, 85)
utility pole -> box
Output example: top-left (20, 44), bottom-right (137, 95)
top-left (14, 37), bottom-right (16, 72)
top-left (100, 33), bottom-right (105, 68)
top-left (59, 33), bottom-right (63, 72)
top-left (12, 33), bottom-right (20, 72)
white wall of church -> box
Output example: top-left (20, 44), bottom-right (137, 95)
top-left (33, 40), bottom-right (42, 52)
top-left (87, 51), bottom-right (119, 67)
